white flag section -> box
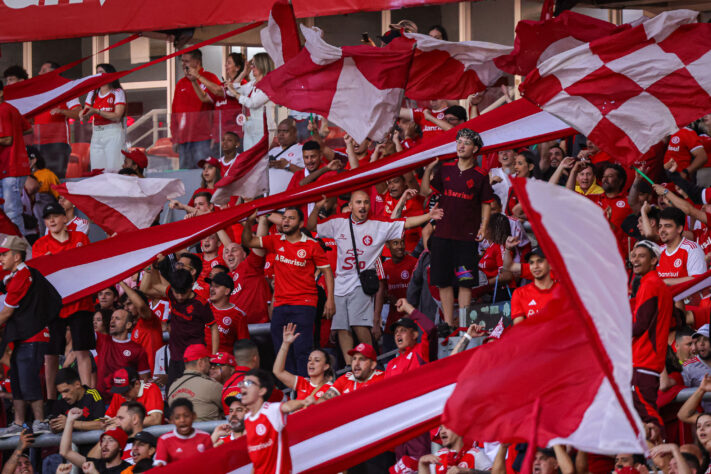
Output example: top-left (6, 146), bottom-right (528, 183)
top-left (54, 174), bottom-right (184, 235)
top-left (259, 0), bottom-right (301, 67)
top-left (516, 179), bottom-right (646, 453)
top-left (6, 74), bottom-right (104, 117)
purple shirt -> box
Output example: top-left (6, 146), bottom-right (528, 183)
top-left (430, 161), bottom-right (495, 241)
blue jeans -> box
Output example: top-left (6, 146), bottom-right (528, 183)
top-left (2, 176), bottom-right (26, 235)
top-left (177, 140), bottom-right (212, 169)
top-left (271, 305), bottom-right (316, 377)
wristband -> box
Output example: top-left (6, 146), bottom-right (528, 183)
top-left (462, 333), bottom-right (473, 341)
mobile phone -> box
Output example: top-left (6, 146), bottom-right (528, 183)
top-left (361, 33), bottom-right (370, 43)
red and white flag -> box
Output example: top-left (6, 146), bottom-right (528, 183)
top-left (0, 201), bottom-right (21, 238)
top-left (403, 32), bottom-right (512, 100)
top-left (495, 10), bottom-right (638, 77)
top-left (53, 174), bottom-right (184, 235)
top-left (521, 10), bottom-right (710, 166)
top-left (257, 25), bottom-right (414, 143)
top-left (671, 269), bottom-right (711, 302)
top-left (444, 178), bottom-right (646, 454)
top-left (260, 0), bottom-right (301, 67)
top-left (211, 129), bottom-right (270, 205)
top-left (29, 99), bottom-right (573, 305)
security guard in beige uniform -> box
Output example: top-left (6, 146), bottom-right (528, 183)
top-left (167, 344), bottom-right (223, 421)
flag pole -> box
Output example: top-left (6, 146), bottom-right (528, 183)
top-left (520, 398), bottom-right (542, 474)
top-left (633, 167), bottom-right (655, 186)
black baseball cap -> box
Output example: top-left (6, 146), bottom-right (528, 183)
top-left (390, 317), bottom-right (418, 333)
top-left (524, 247), bottom-right (546, 262)
top-left (42, 202), bottom-right (66, 218)
top-left (205, 272), bottom-right (234, 291)
top-left (444, 105), bottom-right (467, 122)
top-left (133, 431), bottom-right (158, 447)
top-left (224, 394), bottom-right (242, 406)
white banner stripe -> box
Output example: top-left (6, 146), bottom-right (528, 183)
top-left (7, 74), bottom-right (100, 115)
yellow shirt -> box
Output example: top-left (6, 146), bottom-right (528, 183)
top-left (33, 168), bottom-right (60, 198)
top-left (575, 181), bottom-right (604, 196)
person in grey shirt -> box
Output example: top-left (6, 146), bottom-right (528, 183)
top-left (682, 324), bottom-right (711, 411)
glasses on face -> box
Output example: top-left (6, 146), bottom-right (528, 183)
top-left (238, 379), bottom-right (259, 389)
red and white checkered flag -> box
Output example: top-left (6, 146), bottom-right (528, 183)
top-left (521, 10), bottom-right (711, 166)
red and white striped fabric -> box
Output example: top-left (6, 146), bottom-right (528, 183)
top-left (444, 178), bottom-right (646, 454)
top-left (257, 25), bottom-right (414, 143)
top-left (28, 99), bottom-right (573, 305)
top-left (212, 127), bottom-right (270, 205)
top-left (494, 10), bottom-right (637, 77)
top-left (402, 32), bottom-right (512, 100)
top-left (671, 269), bottom-right (711, 302)
top-left (154, 348), bottom-right (472, 474)
top-left (260, 0), bottom-right (301, 68)
top-left (53, 174), bottom-right (184, 235)
top-left (521, 10), bottom-right (710, 167)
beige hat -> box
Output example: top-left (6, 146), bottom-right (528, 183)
top-left (0, 236), bottom-right (28, 254)
top-left (388, 20), bottom-right (418, 33)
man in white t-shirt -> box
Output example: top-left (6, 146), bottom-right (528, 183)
top-left (310, 189), bottom-right (442, 363)
top-left (268, 118), bottom-right (304, 196)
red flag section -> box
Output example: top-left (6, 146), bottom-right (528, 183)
top-left (28, 99), bottom-right (574, 305)
top-left (445, 178), bottom-right (646, 454)
top-left (403, 32), bottom-right (512, 100)
top-left (520, 10), bottom-right (711, 167)
top-left (260, 0), bottom-right (302, 67)
top-left (494, 10), bottom-right (634, 77)
top-left (257, 25), bottom-right (414, 143)
top-left (211, 127), bottom-right (270, 205)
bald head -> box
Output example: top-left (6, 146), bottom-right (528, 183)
top-left (349, 190), bottom-right (370, 222)
top-left (277, 118), bottom-right (297, 148)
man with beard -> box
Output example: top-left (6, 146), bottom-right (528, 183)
top-left (589, 163), bottom-right (633, 258)
top-left (629, 240), bottom-right (673, 430)
top-left (211, 395), bottom-right (247, 446)
top-left (286, 141), bottom-right (341, 219)
top-left (683, 324), bottom-right (711, 412)
top-left (316, 343), bottom-right (384, 402)
top-left (510, 248), bottom-right (558, 325)
top-left (124, 431), bottom-right (157, 472)
top-left (243, 207), bottom-right (335, 377)
top-left (417, 425), bottom-right (492, 473)
top-left (61, 408), bottom-right (130, 474)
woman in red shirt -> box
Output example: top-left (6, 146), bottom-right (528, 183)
top-left (80, 63), bottom-right (127, 172)
top-left (474, 213), bottom-right (515, 299)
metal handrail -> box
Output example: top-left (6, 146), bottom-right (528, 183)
top-left (126, 108), bottom-right (167, 148)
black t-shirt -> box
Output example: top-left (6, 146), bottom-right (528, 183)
top-left (165, 286), bottom-right (214, 362)
top-left (85, 457), bottom-right (131, 474)
top-left (52, 386), bottom-right (105, 421)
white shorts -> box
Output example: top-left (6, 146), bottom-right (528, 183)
top-left (332, 288), bottom-right (375, 330)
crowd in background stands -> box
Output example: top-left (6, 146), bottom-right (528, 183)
top-left (3, 16), bottom-right (711, 474)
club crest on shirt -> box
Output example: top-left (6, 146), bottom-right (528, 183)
top-left (671, 136), bottom-right (680, 144)
top-left (674, 258), bottom-right (682, 268)
top-left (256, 424), bottom-right (267, 436)
top-left (297, 249), bottom-right (307, 259)
top-left (616, 201), bottom-right (625, 208)
top-left (123, 350), bottom-right (132, 357)
top-left (197, 443), bottom-right (206, 452)
top-left (222, 317), bottom-right (232, 326)
top-left (401, 270), bottom-right (410, 279)
top-left (362, 235), bottom-right (373, 246)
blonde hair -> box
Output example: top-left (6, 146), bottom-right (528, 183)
top-left (252, 53), bottom-right (274, 77)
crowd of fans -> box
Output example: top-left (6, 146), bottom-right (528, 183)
top-left (2, 16), bottom-right (711, 474)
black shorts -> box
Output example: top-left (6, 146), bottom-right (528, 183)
top-left (10, 342), bottom-right (47, 401)
top-left (48, 310), bottom-right (96, 355)
top-left (429, 237), bottom-right (478, 288)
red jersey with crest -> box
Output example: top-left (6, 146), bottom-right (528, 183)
top-left (199, 253), bottom-right (226, 282)
top-left (657, 238), bottom-right (705, 279)
top-left (434, 445), bottom-right (493, 473)
top-left (380, 191), bottom-right (425, 252)
top-left (131, 311), bottom-right (163, 372)
top-left (244, 402), bottom-right (291, 474)
top-left (86, 89), bottom-right (126, 126)
top-left (150, 299), bottom-right (170, 322)
top-left (32, 231), bottom-right (93, 318)
top-left (331, 370), bottom-right (384, 395)
top-left (382, 255), bottom-right (417, 332)
top-left (664, 127), bottom-right (704, 172)
top-left (693, 212), bottom-right (711, 256)
top-left (205, 303), bottom-right (249, 353)
top-left (230, 252), bottom-right (271, 324)
top-left (293, 376), bottom-right (332, 400)
top-left (411, 106), bottom-right (447, 140)
top-left (105, 381), bottom-right (163, 418)
top-left (510, 281), bottom-right (558, 321)
top-left (95, 333), bottom-right (150, 398)
top-left (260, 233), bottom-right (330, 307)
top-left (154, 429), bottom-right (213, 466)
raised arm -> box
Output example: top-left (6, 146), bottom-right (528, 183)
top-left (119, 281), bottom-right (153, 320)
top-left (272, 324), bottom-right (299, 389)
top-left (687, 147), bottom-right (708, 176)
top-left (391, 189), bottom-right (417, 219)
top-left (139, 259), bottom-right (169, 299)
top-left (548, 157), bottom-right (574, 185)
top-left (677, 374), bottom-right (711, 425)
top-left (306, 196), bottom-right (327, 232)
top-left (404, 204), bottom-right (442, 229)
top-left (241, 212), bottom-right (264, 249)
top-left (59, 408), bottom-right (88, 468)
top-left (420, 159), bottom-right (439, 197)
top-left (300, 160), bottom-right (342, 186)
top-left (554, 445), bottom-right (575, 474)
top-left (654, 184), bottom-right (707, 224)
top-left (423, 109), bottom-right (453, 131)
top-left (1, 431), bottom-right (34, 474)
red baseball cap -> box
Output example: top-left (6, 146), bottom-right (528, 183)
top-left (347, 343), bottom-right (377, 361)
top-left (121, 149), bottom-right (148, 169)
top-left (101, 428), bottom-right (128, 450)
top-left (210, 352), bottom-right (236, 367)
top-left (197, 156), bottom-right (220, 169)
top-left (110, 367), bottom-right (138, 394)
top-left (183, 344), bottom-right (211, 362)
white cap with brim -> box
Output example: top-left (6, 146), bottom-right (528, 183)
top-left (693, 324), bottom-right (710, 339)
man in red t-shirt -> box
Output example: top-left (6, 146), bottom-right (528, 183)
top-left (380, 238), bottom-right (418, 350)
top-left (0, 236), bottom-right (53, 435)
top-left (120, 282), bottom-right (163, 373)
top-left (154, 398), bottom-right (213, 466)
top-left (286, 140), bottom-right (341, 219)
top-left (199, 234), bottom-right (225, 283)
top-left (171, 49), bottom-right (220, 169)
top-left (243, 208), bottom-right (335, 377)
top-left (316, 343), bottom-right (385, 402)
top-left (418, 425), bottom-right (493, 473)
top-left (664, 127), bottom-right (708, 177)
top-left (0, 81), bottom-right (31, 234)
top-left (32, 202), bottom-right (95, 399)
top-left (588, 163), bottom-right (633, 260)
top-left (381, 178), bottom-right (425, 252)
top-left (205, 272), bottom-right (249, 353)
top-left (629, 240), bottom-right (673, 430)
top-left (95, 309), bottom-right (151, 399)
top-left (105, 367), bottom-right (164, 426)
top-left (510, 248), bottom-right (558, 325)
top-left (242, 368), bottom-right (313, 474)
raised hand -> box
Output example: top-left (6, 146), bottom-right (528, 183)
top-left (283, 323), bottom-right (300, 344)
top-left (428, 203), bottom-right (444, 221)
